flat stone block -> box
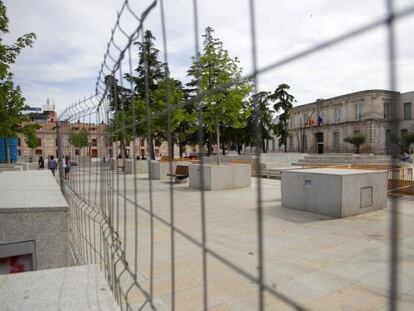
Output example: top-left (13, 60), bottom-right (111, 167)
top-left (189, 164), bottom-right (251, 191)
top-left (0, 170), bottom-right (69, 270)
top-left (0, 265), bottom-right (119, 311)
top-left (281, 168), bottom-right (387, 218)
top-left (149, 161), bottom-right (191, 180)
top-left (124, 159), bottom-right (148, 174)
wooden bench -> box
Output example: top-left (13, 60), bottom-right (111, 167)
top-left (166, 165), bottom-right (189, 180)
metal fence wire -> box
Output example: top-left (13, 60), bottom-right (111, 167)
top-left (55, 0), bottom-right (414, 310)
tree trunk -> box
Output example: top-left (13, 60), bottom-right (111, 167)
top-left (207, 133), bottom-right (213, 156)
top-left (356, 144), bottom-right (360, 154)
top-left (179, 142), bottom-right (183, 158)
top-left (5, 138), bottom-right (10, 164)
top-left (237, 144), bottom-right (242, 155)
top-left (168, 136), bottom-right (174, 160)
top-left (147, 134), bottom-right (155, 160)
top-left (216, 124), bottom-right (221, 165)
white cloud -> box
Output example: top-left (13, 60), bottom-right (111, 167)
top-left (4, 0), bottom-right (414, 115)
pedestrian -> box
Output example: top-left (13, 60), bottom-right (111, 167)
top-left (38, 156), bottom-right (44, 169)
top-left (48, 155), bottom-right (57, 176)
top-left (64, 155), bottom-right (71, 180)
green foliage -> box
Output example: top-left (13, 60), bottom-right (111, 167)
top-left (401, 132), bottom-right (414, 150)
top-left (0, 1), bottom-right (36, 162)
top-left (68, 128), bottom-right (89, 149)
top-left (250, 92), bottom-right (274, 152)
top-left (187, 26), bottom-right (252, 138)
top-left (271, 84), bottom-right (294, 152)
top-left (22, 123), bottom-right (40, 149)
top-left (344, 134), bottom-right (366, 154)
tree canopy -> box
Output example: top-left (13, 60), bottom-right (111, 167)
top-left (0, 1), bottom-right (36, 162)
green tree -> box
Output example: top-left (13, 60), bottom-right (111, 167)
top-left (22, 123), bottom-right (40, 161)
top-left (69, 128), bottom-right (89, 156)
top-left (401, 131), bottom-right (414, 152)
top-left (344, 134), bottom-right (366, 154)
top-left (187, 26), bottom-right (252, 164)
top-left (271, 84), bottom-right (294, 152)
top-left (250, 92), bottom-right (275, 153)
top-left (0, 2), bottom-right (36, 162)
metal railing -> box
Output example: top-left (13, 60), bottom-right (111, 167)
top-left (55, 0), bottom-right (414, 310)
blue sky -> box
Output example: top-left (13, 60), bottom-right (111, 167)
top-left (4, 0), bottom-right (414, 114)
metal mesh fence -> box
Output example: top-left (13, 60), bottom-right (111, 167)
top-left (55, 0), bottom-right (414, 310)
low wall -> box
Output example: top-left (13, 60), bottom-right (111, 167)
top-left (0, 170), bottom-right (69, 271)
top-left (189, 163), bottom-right (251, 190)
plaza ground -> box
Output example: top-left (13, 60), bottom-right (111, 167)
top-left (68, 166), bottom-right (414, 311)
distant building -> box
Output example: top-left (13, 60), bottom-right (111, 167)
top-left (17, 99), bottom-right (106, 161)
top-left (282, 89), bottom-right (414, 154)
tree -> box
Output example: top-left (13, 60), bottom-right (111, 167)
top-left (0, 2), bottom-right (36, 162)
top-left (271, 84), bottom-right (294, 152)
top-left (187, 26), bottom-right (252, 164)
top-left (344, 134), bottom-right (366, 154)
top-left (249, 92), bottom-right (274, 153)
top-left (69, 128), bottom-right (89, 156)
top-left (22, 123), bottom-right (40, 161)
top-left (401, 131), bottom-right (414, 153)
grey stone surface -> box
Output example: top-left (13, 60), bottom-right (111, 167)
top-left (0, 170), bottom-right (69, 269)
top-left (0, 265), bottom-right (119, 311)
top-left (124, 159), bottom-right (148, 174)
top-left (281, 168), bottom-right (387, 217)
top-left (189, 163), bottom-right (251, 190)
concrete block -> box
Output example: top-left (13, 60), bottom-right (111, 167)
top-left (281, 168), bottom-right (387, 218)
top-left (0, 170), bottom-right (69, 270)
top-left (189, 164), bottom-right (251, 191)
top-left (0, 265), bottom-right (119, 311)
top-left (149, 161), bottom-right (191, 180)
top-left (124, 159), bottom-right (148, 174)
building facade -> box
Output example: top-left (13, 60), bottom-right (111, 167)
top-left (286, 89), bottom-right (414, 154)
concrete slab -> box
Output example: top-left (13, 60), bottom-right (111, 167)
top-left (0, 265), bottom-right (119, 311)
top-left (281, 168), bottom-right (387, 217)
top-left (0, 170), bottom-right (68, 270)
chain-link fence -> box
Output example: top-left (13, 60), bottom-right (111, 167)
top-left (56, 0), bottom-right (414, 310)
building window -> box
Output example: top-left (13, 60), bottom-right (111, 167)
top-left (140, 138), bottom-right (145, 147)
top-left (401, 129), bottom-right (408, 137)
top-left (354, 130), bottom-right (361, 135)
top-left (384, 102), bottom-right (390, 119)
top-left (18, 138), bottom-right (21, 146)
top-left (335, 107), bottom-right (341, 123)
top-left (404, 102), bottom-right (411, 120)
top-left (18, 150), bottom-right (21, 156)
top-left (35, 149), bottom-right (42, 155)
top-left (75, 149), bottom-right (80, 155)
top-left (37, 138), bottom-right (42, 146)
top-left (355, 103), bottom-right (363, 120)
top-left (91, 138), bottom-right (97, 146)
top-left (333, 132), bottom-right (340, 150)
top-left (303, 114), bottom-right (308, 126)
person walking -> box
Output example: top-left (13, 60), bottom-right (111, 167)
top-left (64, 155), bottom-right (71, 180)
top-left (48, 155), bottom-right (57, 176)
top-left (38, 156), bottom-right (44, 169)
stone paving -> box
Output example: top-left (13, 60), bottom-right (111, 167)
top-left (75, 168), bottom-right (414, 310)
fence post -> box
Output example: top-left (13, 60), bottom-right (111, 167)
top-left (56, 121), bottom-right (65, 193)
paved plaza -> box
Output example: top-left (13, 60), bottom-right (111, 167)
top-left (70, 167), bottom-right (414, 311)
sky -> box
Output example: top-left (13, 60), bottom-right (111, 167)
top-left (4, 0), bottom-right (414, 115)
